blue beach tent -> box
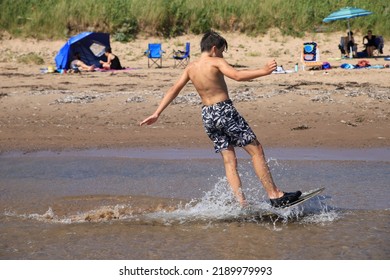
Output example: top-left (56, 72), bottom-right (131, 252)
top-left (55, 32), bottom-right (110, 70)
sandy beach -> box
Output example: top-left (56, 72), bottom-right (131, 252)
top-left (1, 30), bottom-right (389, 152)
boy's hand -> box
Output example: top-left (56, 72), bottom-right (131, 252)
top-left (140, 113), bottom-right (159, 126)
top-left (265, 59), bottom-right (277, 74)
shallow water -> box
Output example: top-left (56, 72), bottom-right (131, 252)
top-left (0, 148), bottom-right (389, 259)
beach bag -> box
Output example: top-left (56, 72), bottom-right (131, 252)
top-left (322, 62), bottom-right (331, 70)
top-left (357, 60), bottom-right (370, 67)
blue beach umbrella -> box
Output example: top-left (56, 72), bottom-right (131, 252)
top-left (323, 7), bottom-right (372, 23)
top-left (323, 7), bottom-right (373, 55)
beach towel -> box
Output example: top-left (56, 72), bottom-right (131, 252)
top-left (95, 67), bottom-right (138, 72)
top-left (340, 63), bottom-right (355, 69)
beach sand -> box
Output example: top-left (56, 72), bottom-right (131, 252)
top-left (0, 30), bottom-right (389, 152)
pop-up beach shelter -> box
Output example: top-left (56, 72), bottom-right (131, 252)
top-left (55, 32), bottom-right (110, 70)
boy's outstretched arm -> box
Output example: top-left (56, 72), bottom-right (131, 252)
top-left (140, 70), bottom-right (190, 126)
top-left (219, 59), bottom-right (277, 81)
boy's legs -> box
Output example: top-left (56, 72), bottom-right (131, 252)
top-left (220, 146), bottom-right (246, 206)
top-left (242, 140), bottom-right (283, 199)
top-left (221, 141), bottom-right (301, 207)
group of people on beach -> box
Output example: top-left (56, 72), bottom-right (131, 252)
top-left (340, 29), bottom-right (380, 58)
top-left (70, 47), bottom-right (123, 72)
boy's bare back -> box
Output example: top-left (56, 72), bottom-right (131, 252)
top-left (185, 55), bottom-right (230, 106)
top-left (184, 53), bottom-right (277, 106)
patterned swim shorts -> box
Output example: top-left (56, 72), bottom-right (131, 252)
top-left (201, 99), bottom-right (257, 153)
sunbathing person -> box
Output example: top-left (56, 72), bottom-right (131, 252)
top-left (70, 53), bottom-right (95, 72)
top-left (100, 47), bottom-right (123, 70)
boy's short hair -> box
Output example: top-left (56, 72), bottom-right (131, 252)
top-left (201, 30), bottom-right (228, 52)
top-left (105, 47), bottom-right (112, 53)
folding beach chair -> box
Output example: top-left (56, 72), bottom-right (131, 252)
top-left (145, 43), bottom-right (164, 68)
top-left (358, 35), bottom-right (385, 58)
top-left (338, 36), bottom-right (357, 57)
top-left (173, 42), bottom-right (190, 68)
top-left (302, 42), bottom-right (323, 70)
top-left (372, 36), bottom-right (384, 56)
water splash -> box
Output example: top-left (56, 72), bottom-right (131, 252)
top-left (147, 178), bottom-right (338, 226)
top-left (4, 204), bottom-right (136, 224)
top-left (147, 177), bottom-right (244, 224)
top-left (300, 210), bottom-right (340, 224)
top-left (3, 178), bottom-right (338, 226)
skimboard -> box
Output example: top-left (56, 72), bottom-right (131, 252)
top-left (274, 187), bottom-right (325, 209)
top-left (232, 188), bottom-right (325, 221)
top-left (237, 188), bottom-right (325, 220)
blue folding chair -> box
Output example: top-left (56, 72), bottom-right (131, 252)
top-left (372, 36), bottom-right (384, 55)
top-left (173, 42), bottom-right (190, 68)
top-left (145, 43), bottom-right (164, 68)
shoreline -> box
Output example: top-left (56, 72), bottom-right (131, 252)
top-left (2, 147), bottom-right (390, 162)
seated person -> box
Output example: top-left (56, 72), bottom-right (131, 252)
top-left (363, 30), bottom-right (377, 57)
top-left (70, 53), bottom-right (95, 71)
top-left (346, 31), bottom-right (357, 57)
top-left (99, 47), bottom-right (123, 70)
top-left (339, 31), bottom-right (357, 57)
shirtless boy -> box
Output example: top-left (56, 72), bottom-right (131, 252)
top-left (140, 31), bottom-right (301, 208)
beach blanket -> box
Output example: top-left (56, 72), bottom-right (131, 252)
top-left (340, 62), bottom-right (385, 70)
top-left (95, 67), bottom-right (138, 72)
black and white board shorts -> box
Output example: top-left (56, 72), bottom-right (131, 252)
top-left (201, 99), bottom-right (257, 153)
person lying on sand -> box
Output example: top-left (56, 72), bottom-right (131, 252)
top-left (70, 53), bottom-right (95, 72)
top-left (140, 30), bottom-right (301, 208)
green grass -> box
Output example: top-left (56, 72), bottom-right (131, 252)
top-left (0, 0), bottom-right (389, 40)
top-left (17, 53), bottom-right (45, 65)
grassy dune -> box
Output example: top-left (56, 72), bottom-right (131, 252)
top-left (0, 0), bottom-right (388, 40)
